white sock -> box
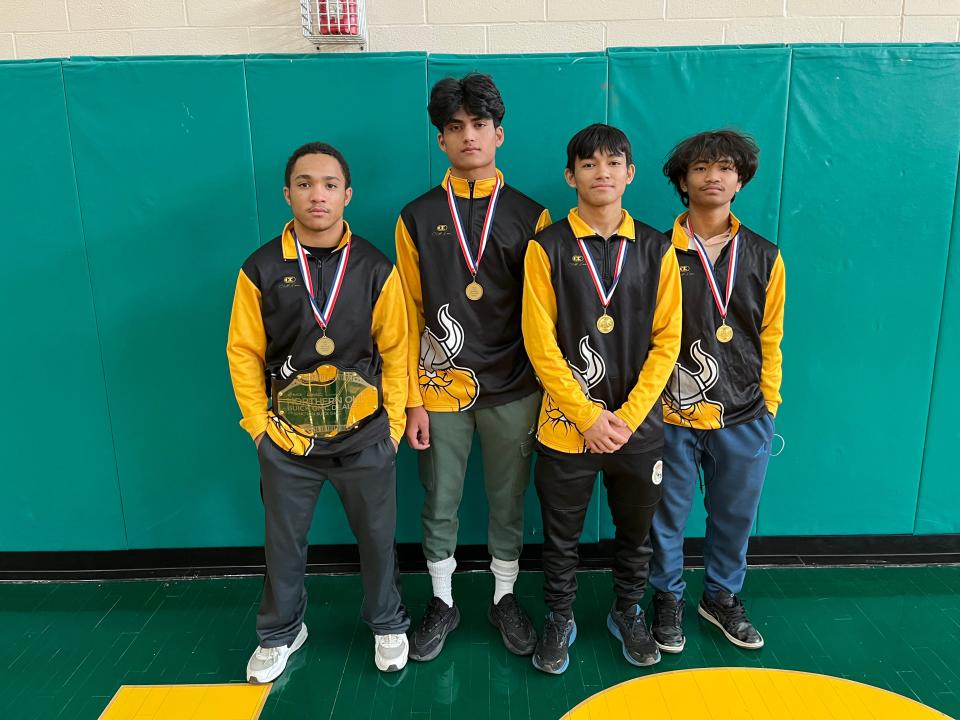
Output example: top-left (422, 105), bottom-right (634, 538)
top-left (490, 557), bottom-right (519, 604)
top-left (427, 556), bottom-right (456, 607)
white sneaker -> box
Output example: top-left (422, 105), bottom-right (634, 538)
top-left (246, 623), bottom-right (308, 684)
top-left (374, 633), bottom-right (409, 672)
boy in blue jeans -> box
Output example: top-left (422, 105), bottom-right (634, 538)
top-left (650, 130), bottom-right (785, 652)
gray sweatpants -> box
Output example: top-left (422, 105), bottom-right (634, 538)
top-left (256, 435), bottom-right (409, 647)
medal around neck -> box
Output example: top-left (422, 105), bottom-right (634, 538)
top-left (577, 235), bottom-right (629, 335)
top-left (293, 228), bottom-right (351, 359)
top-left (688, 219), bottom-right (740, 346)
top-left (447, 175), bottom-right (501, 302)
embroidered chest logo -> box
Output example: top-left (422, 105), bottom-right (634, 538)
top-left (280, 275), bottom-right (299, 288)
top-left (570, 254), bottom-right (586, 266)
top-left (431, 223), bottom-right (451, 237)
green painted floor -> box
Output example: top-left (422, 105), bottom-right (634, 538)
top-left (2, 566), bottom-right (958, 719)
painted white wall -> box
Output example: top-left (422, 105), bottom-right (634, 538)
top-left (1, 0), bottom-right (958, 60)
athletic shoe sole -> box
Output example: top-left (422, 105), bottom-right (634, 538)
top-left (531, 622), bottom-right (577, 675)
top-left (697, 603), bottom-right (765, 650)
top-left (488, 606), bottom-right (537, 656)
top-left (408, 606), bottom-right (460, 662)
top-left (654, 635), bottom-right (686, 654)
top-left (247, 624), bottom-right (308, 684)
top-left (375, 644), bottom-right (409, 673)
top-left (606, 613), bottom-right (661, 667)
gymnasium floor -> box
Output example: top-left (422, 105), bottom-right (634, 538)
top-left (3, 566), bottom-right (958, 719)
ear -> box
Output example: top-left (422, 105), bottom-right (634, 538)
top-left (625, 163), bottom-right (636, 185)
top-left (564, 167), bottom-right (577, 189)
top-left (344, 187), bottom-right (353, 207)
top-left (437, 131), bottom-right (446, 153)
top-left (283, 186), bottom-right (291, 206)
top-left (679, 177), bottom-right (688, 193)
top-left (735, 178), bottom-right (743, 193)
top-left (495, 125), bottom-right (505, 148)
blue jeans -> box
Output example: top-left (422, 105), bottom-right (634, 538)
top-left (649, 413), bottom-right (775, 600)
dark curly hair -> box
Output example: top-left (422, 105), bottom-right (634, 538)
top-left (428, 73), bottom-right (505, 132)
top-left (663, 130), bottom-right (759, 206)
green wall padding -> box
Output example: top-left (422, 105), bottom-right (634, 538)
top-left (916, 160), bottom-right (960, 534)
top-left (767, 46), bottom-right (960, 535)
top-left (62, 58), bottom-right (263, 548)
top-left (1, 45), bottom-right (957, 552)
top-left (427, 53), bottom-right (609, 544)
top-left (0, 61), bottom-right (126, 550)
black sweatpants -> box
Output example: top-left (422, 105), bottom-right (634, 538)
top-left (256, 435), bottom-right (409, 647)
top-left (534, 444), bottom-right (663, 617)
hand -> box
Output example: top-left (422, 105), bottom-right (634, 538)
top-left (405, 406), bottom-right (430, 450)
top-left (254, 432), bottom-right (264, 449)
top-left (582, 410), bottom-right (631, 454)
top-left (391, 438), bottom-right (399, 452)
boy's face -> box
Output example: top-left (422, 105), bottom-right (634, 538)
top-left (565, 149), bottom-right (635, 207)
top-left (283, 153), bottom-right (352, 233)
top-left (438, 108), bottom-right (504, 174)
top-left (681, 156), bottom-right (742, 208)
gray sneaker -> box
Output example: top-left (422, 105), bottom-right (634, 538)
top-left (246, 623), bottom-right (308, 684)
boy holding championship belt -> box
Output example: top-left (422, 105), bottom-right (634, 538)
top-left (649, 130), bottom-right (785, 653)
top-left (228, 142), bottom-right (410, 682)
top-left (396, 74), bottom-right (551, 661)
top-left (522, 124), bottom-right (682, 674)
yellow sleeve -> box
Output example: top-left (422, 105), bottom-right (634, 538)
top-left (760, 252), bottom-right (786, 416)
top-left (226, 269), bottom-right (269, 440)
top-left (535, 208), bottom-right (552, 233)
top-left (614, 247), bottom-right (683, 431)
top-left (395, 216), bottom-right (424, 408)
top-left (371, 267), bottom-right (409, 443)
top-left (522, 240), bottom-right (603, 431)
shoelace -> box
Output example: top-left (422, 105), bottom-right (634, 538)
top-left (254, 646), bottom-right (280, 661)
top-left (620, 608), bottom-right (652, 642)
top-left (497, 596), bottom-right (525, 630)
top-left (422, 600), bottom-right (450, 633)
top-left (655, 597), bottom-right (682, 629)
top-left (544, 615), bottom-right (569, 648)
top-left (717, 596), bottom-right (750, 627)
top-left (377, 633), bottom-right (406, 648)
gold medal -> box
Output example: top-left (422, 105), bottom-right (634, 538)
top-left (716, 324), bottom-right (734, 343)
top-left (465, 281), bottom-right (484, 301)
top-left (316, 336), bottom-right (336, 356)
top-left (597, 314), bottom-right (615, 334)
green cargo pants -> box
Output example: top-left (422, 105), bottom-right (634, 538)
top-left (419, 391), bottom-right (541, 562)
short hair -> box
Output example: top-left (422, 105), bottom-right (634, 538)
top-left (662, 129), bottom-right (759, 206)
top-left (428, 73), bottom-right (505, 132)
top-left (284, 142), bottom-right (351, 189)
top-left (565, 124), bottom-right (633, 172)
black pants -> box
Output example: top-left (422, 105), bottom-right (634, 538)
top-left (257, 435), bottom-right (409, 647)
top-left (534, 444), bottom-right (663, 617)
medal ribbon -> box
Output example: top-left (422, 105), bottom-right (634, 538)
top-left (577, 235), bottom-right (629, 311)
top-left (446, 175), bottom-right (502, 277)
top-left (687, 219), bottom-right (739, 322)
top-left (293, 229), bottom-right (351, 333)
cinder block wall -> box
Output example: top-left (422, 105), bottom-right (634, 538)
top-left (1, 0), bottom-right (958, 59)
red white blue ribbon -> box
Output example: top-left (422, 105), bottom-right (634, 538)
top-left (577, 235), bottom-right (629, 310)
top-left (293, 229), bottom-right (351, 332)
top-left (686, 218), bottom-right (739, 322)
top-left (446, 175), bottom-right (502, 277)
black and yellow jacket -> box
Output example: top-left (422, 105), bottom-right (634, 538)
top-left (396, 169), bottom-right (551, 412)
top-left (523, 209), bottom-right (682, 454)
top-left (227, 220), bottom-right (407, 457)
top-left (663, 212), bottom-right (785, 430)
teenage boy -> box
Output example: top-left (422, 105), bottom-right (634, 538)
top-left (522, 124), bottom-right (682, 674)
top-left (649, 129), bottom-right (785, 653)
top-left (228, 142), bottom-right (410, 682)
top-left (395, 73), bottom-right (551, 662)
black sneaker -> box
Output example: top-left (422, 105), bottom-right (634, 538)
top-left (488, 593), bottom-right (537, 656)
top-left (606, 604), bottom-right (661, 667)
top-left (698, 592), bottom-right (764, 649)
top-left (650, 591), bottom-right (686, 654)
top-left (532, 612), bottom-right (577, 675)
top-left (408, 597), bottom-right (460, 662)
